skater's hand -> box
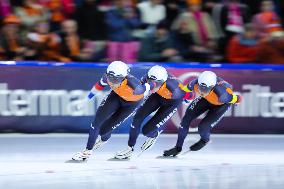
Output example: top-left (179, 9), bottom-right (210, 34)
top-left (143, 83), bottom-right (151, 97)
top-left (235, 95), bottom-right (243, 105)
top-left (183, 91), bottom-right (194, 103)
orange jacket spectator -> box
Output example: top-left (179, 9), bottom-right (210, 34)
top-left (0, 15), bottom-right (27, 60)
top-left (227, 24), bottom-right (259, 63)
top-left (14, 0), bottom-right (49, 36)
top-left (58, 20), bottom-right (93, 61)
top-left (26, 21), bottom-right (70, 62)
top-left (256, 33), bottom-right (284, 64)
top-left (227, 36), bottom-right (259, 63)
top-left (252, 1), bottom-right (283, 38)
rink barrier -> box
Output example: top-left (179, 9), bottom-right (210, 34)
top-left (0, 61), bottom-right (284, 134)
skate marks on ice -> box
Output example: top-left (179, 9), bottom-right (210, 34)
top-left (65, 159), bottom-right (88, 163)
top-left (107, 157), bottom-right (130, 161)
top-left (156, 155), bottom-right (178, 159)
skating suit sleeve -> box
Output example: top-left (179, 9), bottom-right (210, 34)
top-left (88, 74), bottom-right (108, 99)
top-left (140, 74), bottom-right (148, 84)
top-left (156, 77), bottom-right (186, 100)
top-left (183, 79), bottom-right (198, 92)
top-left (112, 74), bottom-right (145, 102)
top-left (193, 77), bottom-right (242, 105)
top-left (140, 74), bottom-right (162, 92)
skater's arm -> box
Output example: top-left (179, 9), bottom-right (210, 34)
top-left (217, 77), bottom-right (233, 89)
top-left (214, 85), bottom-right (242, 104)
top-left (88, 74), bottom-right (108, 99)
top-left (127, 75), bottom-right (153, 96)
top-left (166, 79), bottom-right (193, 100)
top-left (183, 79), bottom-right (198, 92)
top-left (140, 74), bottom-right (158, 91)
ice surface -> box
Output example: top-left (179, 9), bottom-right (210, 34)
top-left (0, 134), bottom-right (284, 189)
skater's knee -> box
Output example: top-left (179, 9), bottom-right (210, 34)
top-left (141, 127), bottom-right (149, 136)
top-left (142, 126), bottom-right (153, 137)
top-left (142, 126), bottom-right (158, 138)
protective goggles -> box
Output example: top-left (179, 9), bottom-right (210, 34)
top-left (147, 76), bottom-right (164, 87)
top-left (198, 83), bottom-right (214, 95)
top-left (106, 73), bottom-right (125, 84)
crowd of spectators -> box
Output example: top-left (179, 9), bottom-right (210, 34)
top-left (0, 0), bottom-right (284, 64)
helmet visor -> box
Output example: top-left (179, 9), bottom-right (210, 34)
top-left (147, 76), bottom-right (164, 88)
top-left (198, 83), bottom-right (214, 96)
top-left (106, 73), bottom-right (125, 85)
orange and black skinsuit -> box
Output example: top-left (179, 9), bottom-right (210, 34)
top-left (128, 74), bottom-right (190, 147)
top-left (86, 73), bottom-right (147, 150)
top-left (175, 77), bottom-right (242, 148)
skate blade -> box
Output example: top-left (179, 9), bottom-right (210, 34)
top-left (107, 157), bottom-right (130, 161)
top-left (156, 155), bottom-right (178, 159)
top-left (65, 159), bottom-right (88, 163)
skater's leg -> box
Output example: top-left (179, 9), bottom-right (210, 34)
top-left (189, 104), bottom-right (231, 151)
top-left (198, 104), bottom-right (231, 142)
top-left (141, 99), bottom-right (182, 138)
top-left (175, 97), bottom-right (210, 148)
top-left (99, 100), bottom-right (140, 141)
top-left (86, 92), bottom-right (120, 150)
top-left (139, 99), bottom-right (182, 152)
top-left (128, 94), bottom-right (161, 147)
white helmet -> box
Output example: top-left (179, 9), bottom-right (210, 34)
top-left (147, 65), bottom-right (168, 83)
top-left (107, 61), bottom-right (129, 77)
top-left (198, 71), bottom-right (217, 87)
top-left (197, 71), bottom-right (217, 95)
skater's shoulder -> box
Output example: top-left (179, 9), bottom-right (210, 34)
top-left (126, 74), bottom-right (142, 88)
top-left (212, 83), bottom-right (234, 99)
top-left (216, 77), bottom-right (233, 89)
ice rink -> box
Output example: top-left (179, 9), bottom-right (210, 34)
top-left (0, 134), bottom-right (284, 189)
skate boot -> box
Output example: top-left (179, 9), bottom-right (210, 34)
top-left (72, 149), bottom-right (92, 161)
top-left (163, 146), bottom-right (182, 157)
top-left (114, 146), bottom-right (134, 159)
top-left (190, 139), bottom-right (208, 151)
top-left (93, 136), bottom-right (107, 150)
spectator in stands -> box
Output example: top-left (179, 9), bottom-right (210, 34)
top-left (212, 0), bottom-right (251, 56)
top-left (172, 16), bottom-right (216, 62)
top-left (0, 15), bottom-right (26, 60)
top-left (256, 31), bottom-right (284, 64)
top-left (164, 0), bottom-right (186, 27)
top-left (58, 19), bottom-right (93, 61)
top-left (14, 0), bottom-right (49, 34)
top-left (215, 0), bottom-right (250, 38)
top-left (74, 0), bottom-right (106, 41)
top-left (26, 20), bottom-right (69, 62)
top-left (227, 24), bottom-right (259, 63)
top-left (105, 0), bottom-right (141, 62)
top-left (172, 0), bottom-right (219, 61)
top-left (202, 0), bottom-right (220, 14)
top-left (106, 0), bottom-right (140, 42)
top-left (42, 0), bottom-right (76, 31)
top-left (252, 0), bottom-right (283, 39)
top-left (74, 0), bottom-right (107, 61)
top-left (138, 0), bottom-right (166, 27)
top-left (138, 22), bottom-right (179, 62)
